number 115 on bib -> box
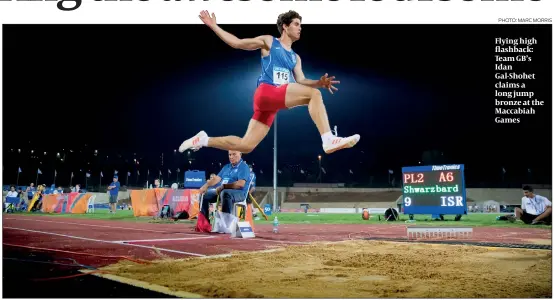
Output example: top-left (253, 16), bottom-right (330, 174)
top-left (273, 67), bottom-right (290, 85)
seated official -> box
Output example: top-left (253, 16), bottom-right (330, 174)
top-left (198, 150), bottom-right (250, 221)
top-left (515, 185), bottom-right (552, 225)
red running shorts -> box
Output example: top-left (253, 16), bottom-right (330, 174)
top-left (252, 83), bottom-right (288, 127)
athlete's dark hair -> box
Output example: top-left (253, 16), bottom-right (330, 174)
top-left (277, 10), bottom-right (302, 35)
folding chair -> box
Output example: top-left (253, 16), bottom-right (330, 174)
top-left (206, 174), bottom-right (269, 227)
top-left (233, 197), bottom-right (248, 220)
top-left (232, 174), bottom-right (255, 220)
top-left (232, 175), bottom-right (269, 221)
top-left (204, 191), bottom-right (243, 227)
top-left (87, 195), bottom-right (96, 213)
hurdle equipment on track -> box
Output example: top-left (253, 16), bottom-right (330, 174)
top-left (406, 226), bottom-right (473, 240)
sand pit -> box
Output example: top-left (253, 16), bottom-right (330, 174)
top-left (102, 241), bottom-right (552, 298)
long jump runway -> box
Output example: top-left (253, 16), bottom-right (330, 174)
top-left (3, 215), bottom-right (551, 268)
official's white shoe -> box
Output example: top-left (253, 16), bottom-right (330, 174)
top-left (179, 131), bottom-right (208, 153)
top-left (323, 134), bottom-right (360, 154)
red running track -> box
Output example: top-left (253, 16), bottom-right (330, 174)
top-left (3, 215), bottom-right (551, 268)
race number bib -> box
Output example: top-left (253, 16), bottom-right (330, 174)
top-left (273, 67), bottom-right (290, 85)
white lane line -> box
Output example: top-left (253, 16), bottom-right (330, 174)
top-left (4, 217), bottom-right (199, 236)
top-left (202, 248), bottom-right (285, 259)
top-left (115, 237), bottom-right (214, 243)
top-left (4, 226), bottom-right (206, 257)
top-left (250, 238), bottom-right (310, 244)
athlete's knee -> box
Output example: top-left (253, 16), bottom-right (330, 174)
top-left (311, 88), bottom-right (322, 99)
top-left (240, 144), bottom-right (256, 154)
top-left (309, 89), bottom-right (323, 105)
top-left (237, 142), bottom-right (256, 154)
top-left (308, 89), bottom-right (324, 109)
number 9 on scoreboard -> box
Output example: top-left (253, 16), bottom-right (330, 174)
top-left (404, 197), bottom-right (412, 207)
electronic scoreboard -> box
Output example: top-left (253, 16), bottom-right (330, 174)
top-left (402, 164), bottom-right (467, 215)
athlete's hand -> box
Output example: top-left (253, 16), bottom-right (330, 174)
top-left (318, 73), bottom-right (340, 94)
top-left (199, 10), bottom-right (217, 28)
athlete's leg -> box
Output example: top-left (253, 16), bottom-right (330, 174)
top-left (179, 119), bottom-right (270, 154)
top-left (204, 135), bottom-right (242, 151)
top-left (284, 83), bottom-right (330, 135)
top-left (284, 83), bottom-right (360, 154)
top-left (207, 119), bottom-right (270, 153)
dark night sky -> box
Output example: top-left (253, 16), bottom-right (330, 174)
top-left (2, 24), bottom-right (552, 187)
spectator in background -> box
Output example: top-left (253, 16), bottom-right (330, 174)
top-left (248, 165), bottom-right (257, 217)
top-left (7, 185), bottom-right (18, 198)
top-left (18, 188), bottom-right (26, 208)
top-left (248, 165), bottom-right (256, 194)
top-left (153, 178), bottom-right (160, 188)
top-left (514, 185), bottom-right (552, 225)
top-left (26, 183), bottom-right (36, 201)
top-left (107, 175), bottom-right (120, 214)
top-left (74, 184), bottom-right (82, 193)
top-left (53, 186), bottom-right (64, 194)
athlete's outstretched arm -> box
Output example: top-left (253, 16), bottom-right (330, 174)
top-left (199, 10), bottom-right (271, 51)
top-left (293, 54), bottom-right (339, 94)
top-left (214, 29), bottom-right (271, 51)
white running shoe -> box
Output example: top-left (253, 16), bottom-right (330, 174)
top-left (322, 134), bottom-right (360, 154)
top-left (179, 131), bottom-right (208, 153)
